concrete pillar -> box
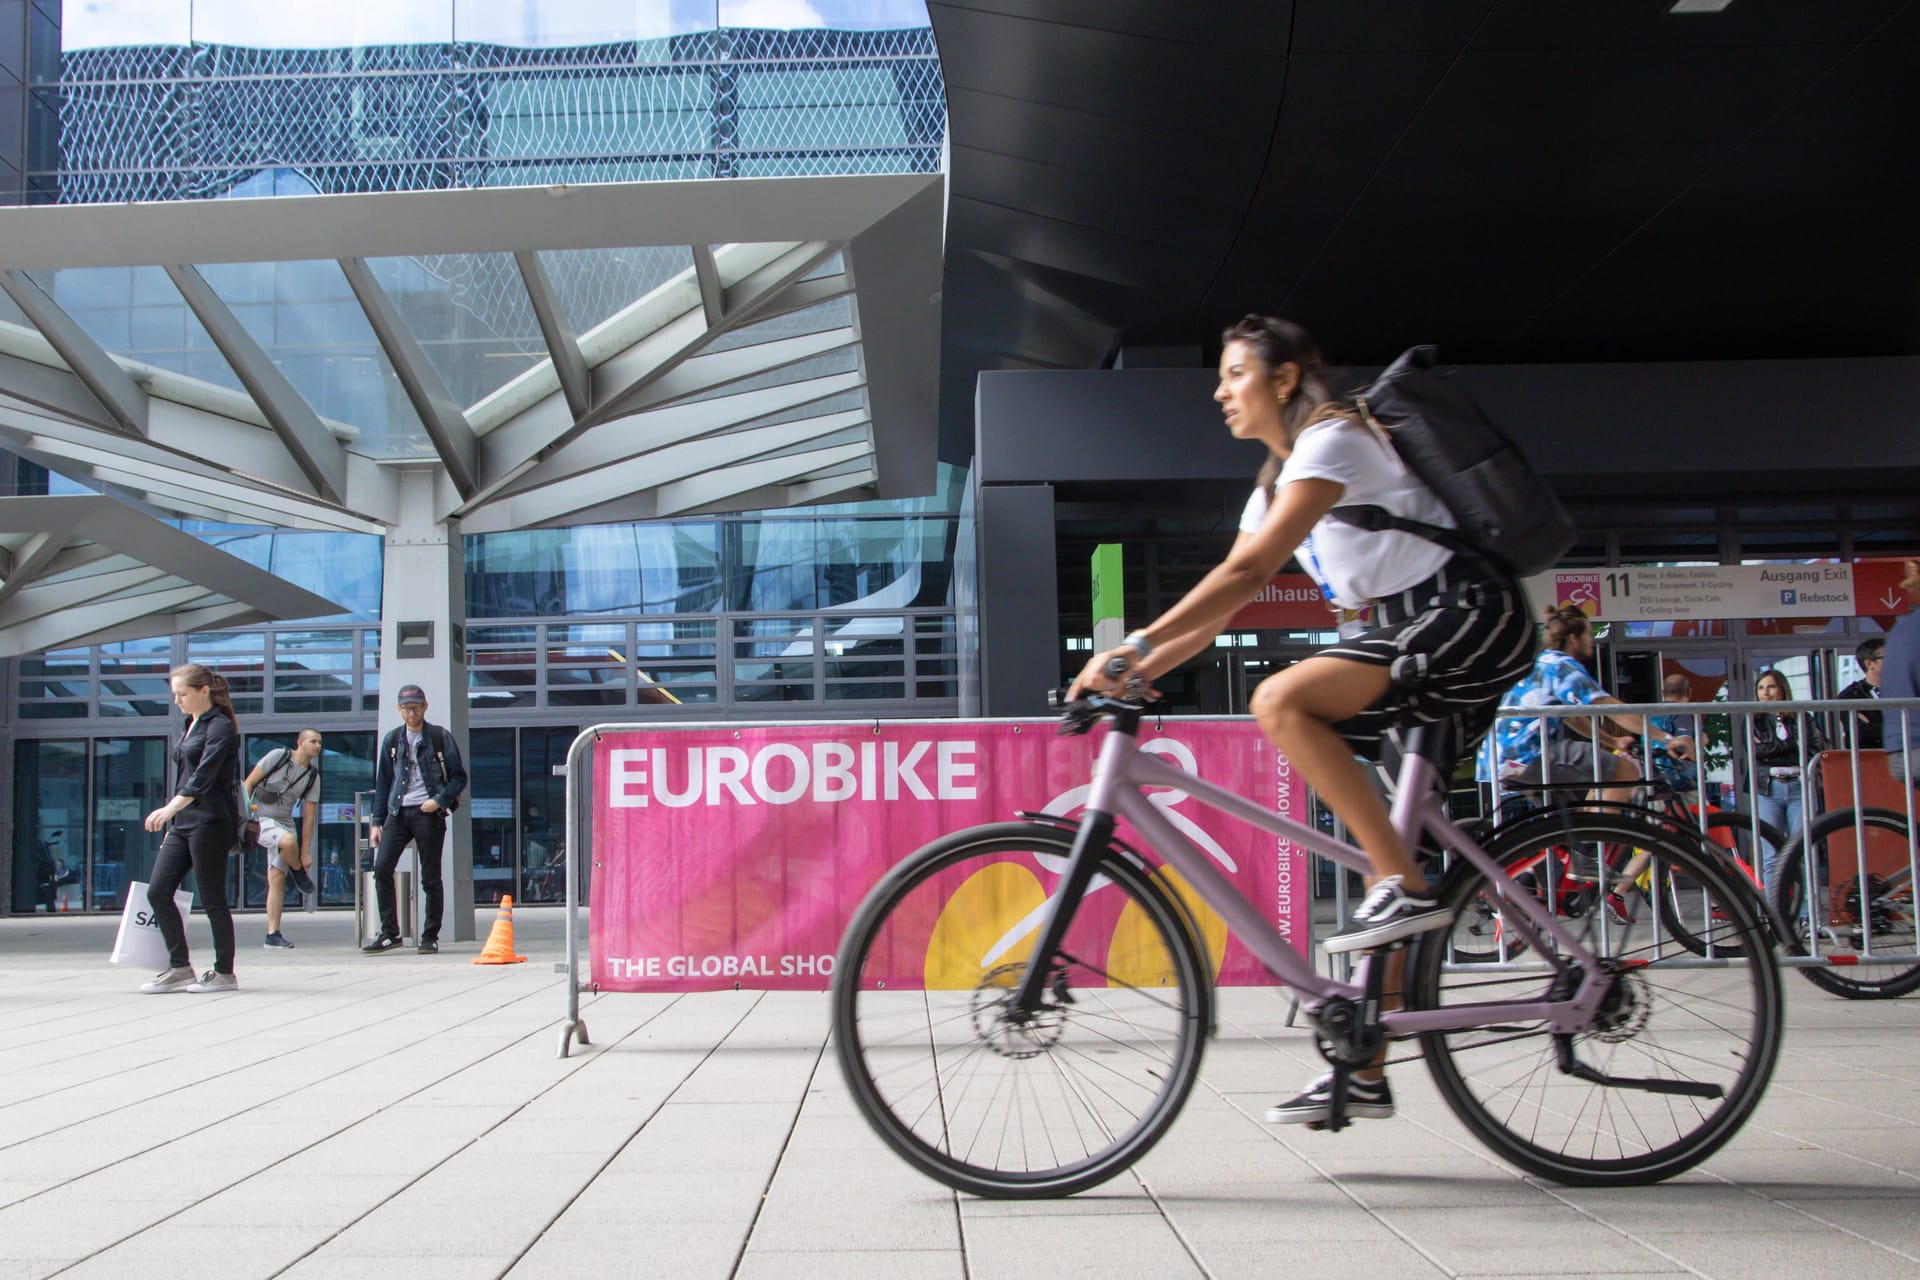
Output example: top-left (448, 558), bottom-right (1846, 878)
top-left (377, 469), bottom-right (474, 942)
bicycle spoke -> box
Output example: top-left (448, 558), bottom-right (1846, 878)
top-left (1415, 813), bottom-right (1782, 1185)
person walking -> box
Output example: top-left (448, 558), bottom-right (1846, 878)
top-left (365, 684), bottom-right (468, 955)
top-left (246, 728), bottom-right (322, 949)
top-left (139, 664), bottom-right (242, 994)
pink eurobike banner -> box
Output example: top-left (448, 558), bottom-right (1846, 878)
top-left (589, 719), bottom-right (1309, 993)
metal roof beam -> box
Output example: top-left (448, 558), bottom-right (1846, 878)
top-left (0, 360), bottom-right (119, 432)
top-left (692, 244), bottom-right (726, 327)
top-left (491, 412), bottom-right (867, 529)
top-left (732, 272), bottom-right (854, 327)
top-left (339, 257), bottom-right (479, 499)
top-left (163, 263), bottom-right (349, 504)
top-left (0, 582), bottom-right (207, 655)
top-left (0, 530), bottom-right (66, 608)
top-left (4, 435), bottom-right (380, 533)
top-left (0, 406), bottom-right (392, 531)
top-left (0, 271), bottom-right (150, 436)
top-left (575, 240), bottom-right (843, 430)
top-left (495, 370), bottom-right (864, 500)
top-left (784, 467), bottom-right (878, 507)
top-left (513, 250), bottom-right (591, 422)
top-left (595, 326), bottom-right (860, 422)
top-left (655, 440), bottom-right (872, 518)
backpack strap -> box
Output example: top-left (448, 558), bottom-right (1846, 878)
top-left (1325, 503), bottom-right (1479, 559)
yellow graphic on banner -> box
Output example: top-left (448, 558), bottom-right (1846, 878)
top-left (924, 862), bottom-right (1045, 989)
top-left (1107, 865), bottom-right (1228, 985)
top-left (926, 861), bottom-right (1232, 990)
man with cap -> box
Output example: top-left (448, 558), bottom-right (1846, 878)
top-left (365, 683), bottom-right (468, 954)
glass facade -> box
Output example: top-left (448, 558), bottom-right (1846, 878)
top-left (5, 483), bottom-right (967, 912)
top-left (33, 6), bottom-right (944, 203)
top-left (1, 2), bottom-right (954, 914)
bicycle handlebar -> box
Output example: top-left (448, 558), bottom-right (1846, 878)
top-left (1051, 658), bottom-right (1153, 736)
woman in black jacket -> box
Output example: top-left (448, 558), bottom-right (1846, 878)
top-left (1751, 667), bottom-right (1828, 889)
top-left (139, 664), bottom-right (242, 994)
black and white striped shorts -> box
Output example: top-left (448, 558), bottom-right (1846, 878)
top-left (1317, 558), bottom-right (1538, 761)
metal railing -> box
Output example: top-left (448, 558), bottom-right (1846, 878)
top-left (1483, 698), bottom-right (1920, 975)
top-left (551, 699), bottom-right (1920, 1056)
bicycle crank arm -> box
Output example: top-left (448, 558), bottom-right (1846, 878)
top-left (1558, 1056), bottom-right (1724, 1100)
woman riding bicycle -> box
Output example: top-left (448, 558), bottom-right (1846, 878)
top-left (1069, 315), bottom-right (1537, 1125)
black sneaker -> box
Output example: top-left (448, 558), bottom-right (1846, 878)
top-left (263, 931), bottom-right (295, 949)
top-left (417, 940), bottom-right (439, 955)
top-left (1265, 1072), bottom-right (1394, 1125)
top-left (362, 932), bottom-right (403, 953)
top-left (1323, 875), bottom-right (1447, 953)
top-left (288, 866), bottom-right (317, 896)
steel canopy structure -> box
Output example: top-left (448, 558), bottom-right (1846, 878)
top-left (0, 495), bottom-right (343, 655)
top-left (0, 173), bottom-right (945, 535)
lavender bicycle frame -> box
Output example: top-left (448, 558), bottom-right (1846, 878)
top-left (1075, 722), bottom-right (1616, 1036)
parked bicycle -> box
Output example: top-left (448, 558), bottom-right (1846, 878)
top-left (831, 691), bottom-right (1783, 1197)
top-left (1455, 774), bottom-right (1783, 965)
top-left (1768, 804), bottom-right (1920, 999)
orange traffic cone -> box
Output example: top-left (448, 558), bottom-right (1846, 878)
top-left (473, 895), bottom-right (527, 964)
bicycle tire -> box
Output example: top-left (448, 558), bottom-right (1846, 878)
top-left (1655, 811), bottom-right (1781, 960)
top-left (1769, 807), bottom-right (1920, 1000)
top-left (831, 821), bottom-right (1209, 1198)
top-left (1412, 810), bottom-right (1783, 1186)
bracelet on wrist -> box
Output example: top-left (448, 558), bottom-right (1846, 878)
top-left (1120, 632), bottom-right (1153, 660)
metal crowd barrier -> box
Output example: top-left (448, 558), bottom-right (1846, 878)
top-left (1466, 697), bottom-right (1920, 975)
top-left (554, 701), bottom-right (1920, 1056)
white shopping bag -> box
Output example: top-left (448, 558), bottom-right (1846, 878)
top-left (108, 881), bottom-right (194, 968)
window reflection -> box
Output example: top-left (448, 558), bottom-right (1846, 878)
top-left (13, 741), bottom-right (87, 913)
top-left (470, 727), bottom-right (516, 906)
top-left (92, 737), bottom-right (167, 913)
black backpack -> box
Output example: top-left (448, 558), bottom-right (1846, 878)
top-left (384, 725), bottom-right (461, 812)
top-left (1328, 346), bottom-right (1575, 578)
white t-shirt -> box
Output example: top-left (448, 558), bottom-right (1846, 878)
top-left (1237, 417), bottom-right (1456, 608)
top-left (400, 728), bottom-right (432, 807)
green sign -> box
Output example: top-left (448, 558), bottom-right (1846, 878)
top-left (1091, 543), bottom-right (1124, 627)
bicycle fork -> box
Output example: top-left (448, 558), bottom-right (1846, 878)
top-left (1008, 726), bottom-right (1137, 1019)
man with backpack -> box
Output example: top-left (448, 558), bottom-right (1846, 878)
top-left (246, 727), bottom-right (322, 949)
top-left (365, 683), bottom-right (468, 955)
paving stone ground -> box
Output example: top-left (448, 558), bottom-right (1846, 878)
top-left (2, 906), bottom-right (1916, 1279)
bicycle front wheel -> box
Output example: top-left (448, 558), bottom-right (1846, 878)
top-left (1771, 807), bottom-right (1920, 1000)
top-left (831, 821), bottom-right (1209, 1198)
top-left (1413, 812), bottom-right (1783, 1186)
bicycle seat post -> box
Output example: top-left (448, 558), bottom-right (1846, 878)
top-left (1388, 725), bottom-right (1452, 853)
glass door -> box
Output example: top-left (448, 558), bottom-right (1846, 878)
top-left (92, 737), bottom-right (168, 912)
top-left (519, 727), bottom-right (576, 903)
top-left (12, 740), bottom-right (87, 913)
top-left (470, 727), bottom-right (517, 905)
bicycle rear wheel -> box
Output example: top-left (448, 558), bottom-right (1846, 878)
top-left (1413, 812), bottom-right (1782, 1186)
top-left (1656, 811), bottom-right (1780, 960)
top-left (831, 821), bottom-right (1209, 1198)
top-left (1770, 807), bottom-right (1920, 1000)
